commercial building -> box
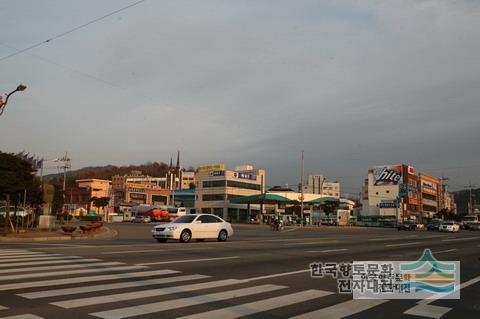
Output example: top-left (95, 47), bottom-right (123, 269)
top-left (361, 164), bottom-right (453, 222)
top-left (195, 164), bottom-right (265, 222)
top-left (302, 174), bottom-right (340, 198)
top-left (65, 179), bottom-right (111, 216)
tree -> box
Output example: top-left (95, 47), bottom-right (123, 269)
top-left (91, 196), bottom-right (110, 218)
top-left (0, 152), bottom-right (42, 232)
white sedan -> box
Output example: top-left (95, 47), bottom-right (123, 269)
top-left (151, 214), bottom-right (234, 243)
top-left (439, 221), bottom-right (460, 232)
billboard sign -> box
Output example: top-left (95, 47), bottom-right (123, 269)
top-left (421, 180), bottom-right (437, 190)
top-left (198, 164), bottom-right (225, 173)
top-left (379, 200), bottom-right (399, 208)
top-left (127, 183), bottom-right (145, 193)
top-left (208, 170), bottom-right (225, 177)
top-left (233, 172), bottom-right (257, 180)
top-left (373, 165), bottom-right (402, 185)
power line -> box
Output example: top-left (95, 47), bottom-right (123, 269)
top-left (0, 0), bottom-right (146, 63)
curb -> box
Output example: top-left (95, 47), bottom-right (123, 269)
top-left (0, 226), bottom-right (118, 243)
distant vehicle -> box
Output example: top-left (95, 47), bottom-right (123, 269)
top-left (0, 206), bottom-right (30, 217)
top-left (426, 219), bottom-right (442, 231)
top-left (151, 214), bottom-right (233, 243)
top-left (148, 206), bottom-right (189, 222)
top-left (439, 221), bottom-right (460, 232)
top-left (131, 215), bottom-right (151, 223)
top-left (320, 218), bottom-right (336, 226)
top-left (461, 215), bottom-right (479, 229)
top-left (415, 222), bottom-right (425, 229)
top-left (397, 220), bottom-right (417, 231)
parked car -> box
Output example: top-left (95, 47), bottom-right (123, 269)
top-left (439, 221), bottom-right (460, 232)
top-left (320, 218), bottom-right (336, 226)
top-left (426, 220), bottom-right (442, 231)
top-left (397, 220), bottom-right (417, 231)
top-left (0, 206), bottom-right (30, 217)
top-left (151, 214), bottom-right (234, 243)
top-left (415, 223), bottom-right (425, 230)
top-left (131, 215), bottom-right (151, 223)
top-left (468, 222), bottom-right (480, 230)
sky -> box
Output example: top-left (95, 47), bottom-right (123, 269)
top-left (1, 0), bottom-right (480, 195)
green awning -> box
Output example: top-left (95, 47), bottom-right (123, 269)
top-left (229, 193), bottom-right (291, 204)
top-left (305, 197), bottom-right (338, 204)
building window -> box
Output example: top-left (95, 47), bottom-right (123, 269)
top-left (203, 180), bottom-right (226, 188)
top-left (423, 204), bottom-right (437, 212)
top-left (386, 190), bottom-right (390, 194)
top-left (226, 180), bottom-right (261, 190)
top-left (227, 194), bottom-right (245, 200)
top-left (202, 194), bottom-right (226, 201)
top-left (422, 193), bottom-right (437, 201)
top-left (376, 192), bottom-right (379, 195)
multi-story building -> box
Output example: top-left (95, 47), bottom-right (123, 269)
top-left (302, 174), bottom-right (340, 198)
top-left (64, 179), bottom-right (111, 217)
top-left (419, 173), bottom-right (441, 219)
top-left (195, 164), bottom-right (265, 222)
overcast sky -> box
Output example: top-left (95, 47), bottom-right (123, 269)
top-left (1, 0), bottom-right (479, 194)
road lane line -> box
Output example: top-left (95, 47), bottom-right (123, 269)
top-left (0, 265), bottom-right (146, 281)
top-left (246, 269), bottom-right (310, 282)
top-left (433, 249), bottom-right (457, 254)
top-left (1, 262), bottom-right (124, 274)
top-left (137, 256), bottom-right (240, 266)
top-left (441, 237), bottom-right (479, 242)
top-left (283, 241), bottom-right (339, 246)
top-left (404, 304), bottom-right (451, 319)
top-left (90, 284), bottom-right (287, 319)
top-left (0, 258), bottom-right (101, 268)
top-left (18, 273), bottom-right (212, 299)
top-left (102, 247), bottom-right (216, 254)
top-left (417, 274), bottom-right (480, 306)
top-left (307, 249), bottom-right (348, 253)
top-left (0, 252), bottom-right (45, 258)
top-left (0, 270), bottom-right (176, 291)
top-left (0, 256), bottom-right (81, 264)
top-left (291, 299), bottom-right (388, 319)
top-left (0, 253), bottom-right (59, 260)
top-left (385, 242), bottom-right (420, 247)
top-left (177, 290), bottom-right (332, 319)
top-left (0, 305), bottom-right (7, 310)
top-left (0, 315), bottom-right (44, 319)
top-left (51, 279), bottom-right (246, 308)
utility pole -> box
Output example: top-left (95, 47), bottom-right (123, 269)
top-left (57, 153), bottom-right (71, 220)
top-left (300, 150), bottom-right (304, 227)
top-left (466, 182), bottom-right (475, 215)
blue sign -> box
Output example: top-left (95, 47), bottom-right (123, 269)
top-left (379, 200), bottom-right (399, 208)
top-left (209, 171), bottom-right (225, 177)
top-left (233, 172), bottom-right (257, 180)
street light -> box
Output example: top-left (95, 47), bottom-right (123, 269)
top-left (0, 83), bottom-right (27, 116)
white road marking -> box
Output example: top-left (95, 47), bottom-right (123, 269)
top-left (404, 304), bottom-right (452, 319)
top-left (90, 284), bottom-right (286, 319)
top-left (137, 256), bottom-right (240, 266)
top-left (0, 258), bottom-right (100, 268)
top-left (177, 289), bottom-right (332, 319)
top-left (0, 253), bottom-right (57, 260)
top-left (441, 237), bottom-right (479, 242)
top-left (51, 279), bottom-right (245, 308)
top-left (307, 248), bottom-right (348, 253)
top-left (385, 242), bottom-right (420, 247)
top-left (19, 273), bottom-right (210, 299)
top-left (283, 241), bottom-right (339, 246)
top-left (0, 265), bottom-right (146, 281)
top-left (0, 269), bottom-right (175, 291)
top-left (0, 305), bottom-right (7, 310)
top-left (0, 252), bottom-right (45, 258)
top-left (291, 299), bottom-right (387, 319)
top-left (433, 249), bottom-right (457, 254)
top-left (0, 256), bottom-right (81, 264)
top-left (0, 315), bottom-right (44, 319)
top-left (102, 247), bottom-right (216, 254)
top-left (246, 269), bottom-right (310, 282)
top-left (0, 262), bottom-right (124, 274)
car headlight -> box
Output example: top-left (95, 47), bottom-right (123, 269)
top-left (167, 226), bottom-right (178, 231)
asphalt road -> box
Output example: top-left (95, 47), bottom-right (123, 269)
top-left (0, 223), bottom-right (479, 319)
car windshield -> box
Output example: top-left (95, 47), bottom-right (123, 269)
top-left (172, 215), bottom-right (197, 223)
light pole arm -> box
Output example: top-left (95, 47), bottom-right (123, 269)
top-left (0, 84), bottom-right (27, 116)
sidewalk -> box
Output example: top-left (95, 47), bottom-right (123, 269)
top-left (0, 225), bottom-right (118, 242)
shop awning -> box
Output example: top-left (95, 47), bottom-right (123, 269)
top-left (229, 193), bottom-right (291, 204)
top-left (305, 197), bottom-right (338, 204)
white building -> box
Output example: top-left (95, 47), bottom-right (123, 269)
top-left (302, 174), bottom-right (340, 198)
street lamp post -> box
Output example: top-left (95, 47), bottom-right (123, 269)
top-left (0, 84), bottom-right (27, 116)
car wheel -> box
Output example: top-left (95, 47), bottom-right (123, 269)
top-left (156, 238), bottom-right (167, 243)
top-left (217, 229), bottom-right (228, 242)
top-left (180, 230), bottom-right (191, 243)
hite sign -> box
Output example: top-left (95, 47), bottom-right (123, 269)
top-left (373, 165), bottom-right (402, 186)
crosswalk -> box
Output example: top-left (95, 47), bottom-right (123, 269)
top-left (0, 248), bottom-right (461, 319)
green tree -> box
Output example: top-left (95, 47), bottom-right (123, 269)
top-left (0, 152), bottom-right (42, 232)
top-left (91, 196), bottom-right (110, 217)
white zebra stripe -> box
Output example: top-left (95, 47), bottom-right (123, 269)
top-left (290, 299), bottom-right (388, 319)
top-left (0, 262), bottom-right (124, 274)
top-left (0, 258), bottom-right (100, 268)
top-left (90, 284), bottom-right (287, 319)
